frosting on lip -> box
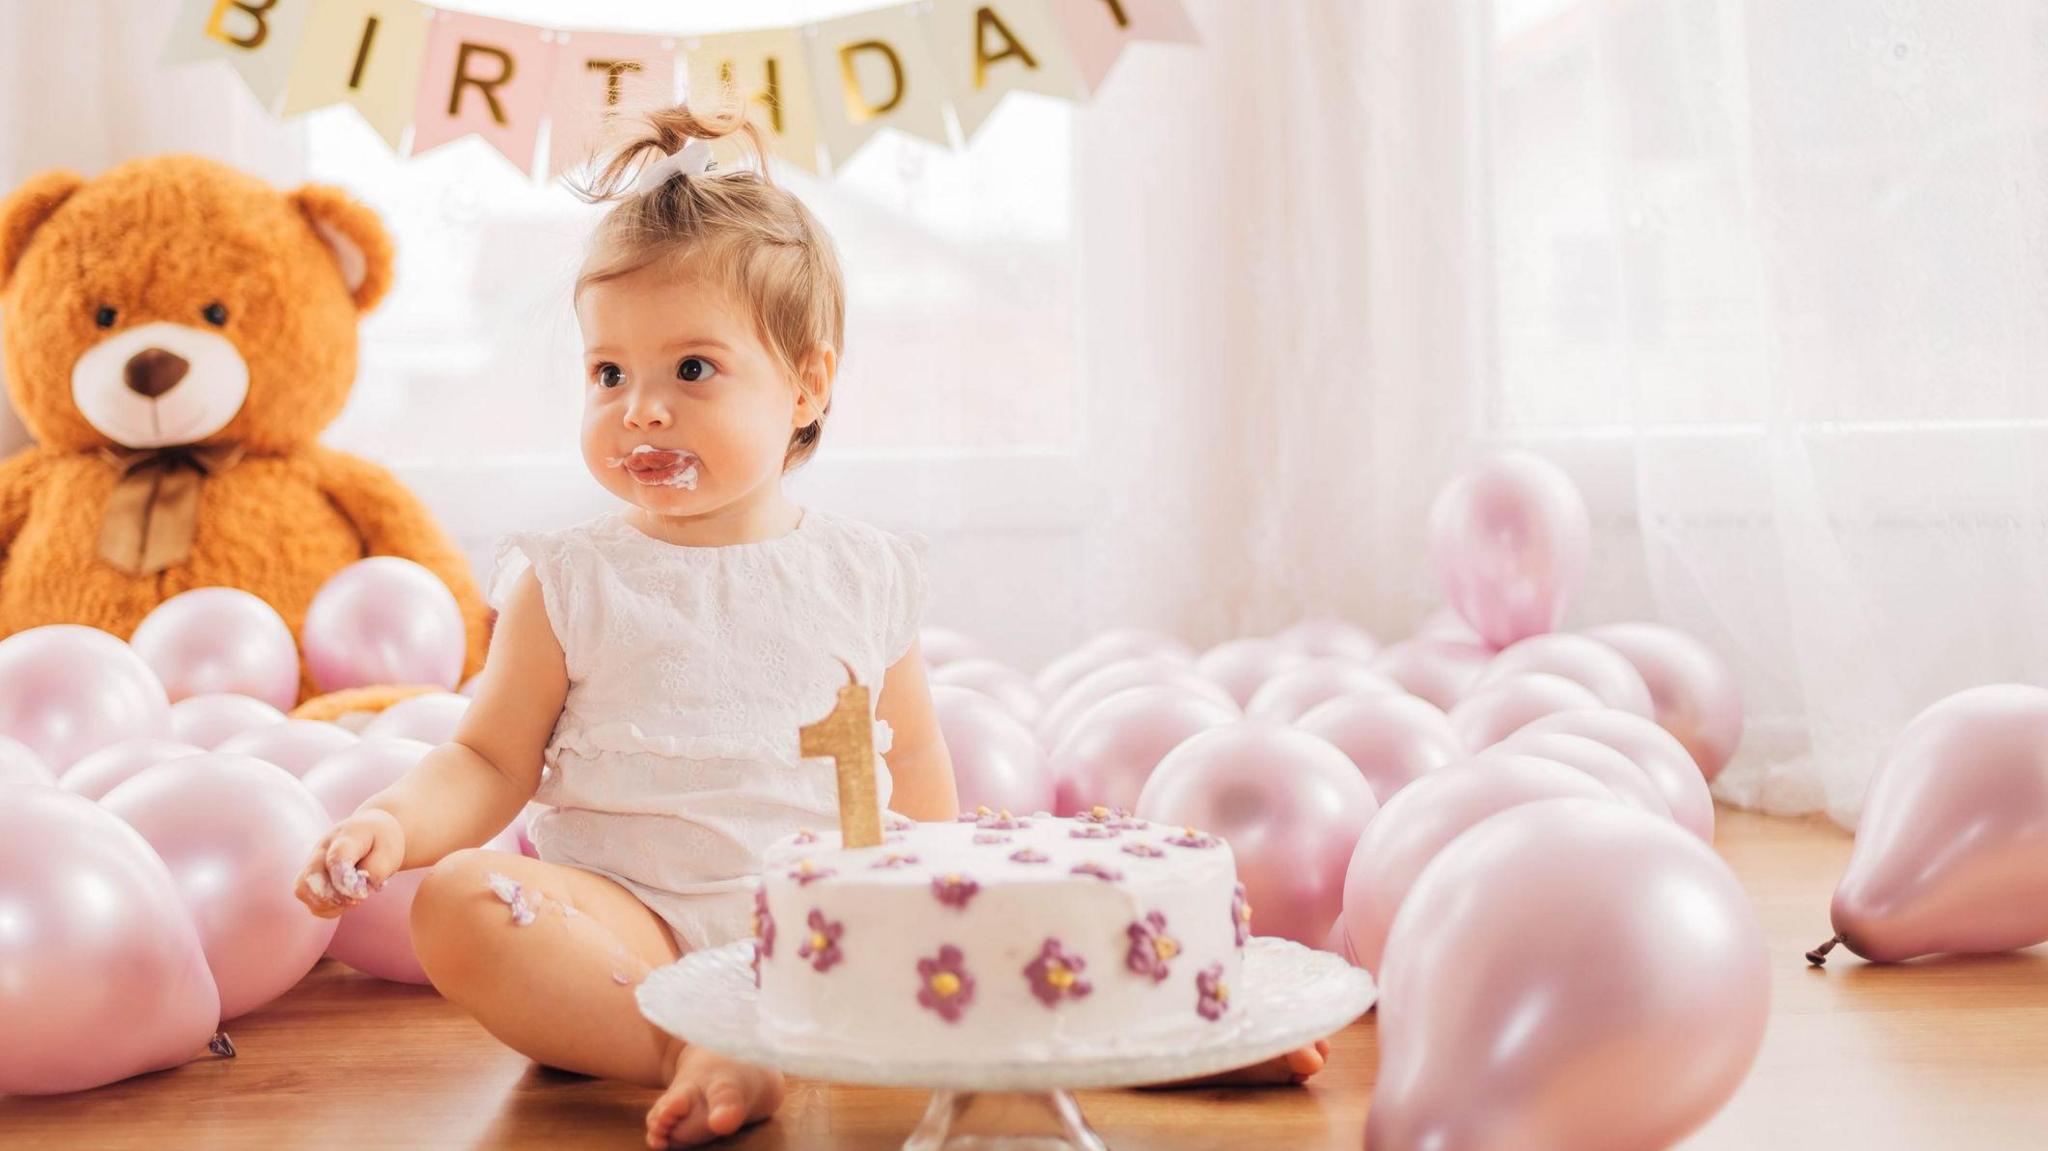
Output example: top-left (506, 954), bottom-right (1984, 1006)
top-left (608, 444), bottom-right (700, 490)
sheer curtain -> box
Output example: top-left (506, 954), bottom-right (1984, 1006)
top-left (1072, 0), bottom-right (1491, 646)
top-left (1490, 0), bottom-right (2048, 825)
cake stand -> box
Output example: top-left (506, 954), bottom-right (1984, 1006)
top-left (638, 935), bottom-right (1376, 1150)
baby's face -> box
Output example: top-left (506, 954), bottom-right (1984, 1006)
top-left (575, 265), bottom-right (809, 519)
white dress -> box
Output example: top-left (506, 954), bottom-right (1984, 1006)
top-left (491, 509), bottom-right (925, 950)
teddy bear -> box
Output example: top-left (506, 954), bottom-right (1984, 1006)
top-left (0, 154), bottom-right (489, 698)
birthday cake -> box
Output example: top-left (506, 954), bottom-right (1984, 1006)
top-left (753, 805), bottom-right (1250, 1060)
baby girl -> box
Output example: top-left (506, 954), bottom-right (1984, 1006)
top-left (295, 102), bottom-right (1324, 1149)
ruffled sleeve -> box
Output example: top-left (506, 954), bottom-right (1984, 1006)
top-left (883, 529), bottom-right (931, 666)
top-left (491, 528), bottom-right (577, 673)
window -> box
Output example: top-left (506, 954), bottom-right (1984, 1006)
top-left (1488, 0), bottom-right (2048, 437)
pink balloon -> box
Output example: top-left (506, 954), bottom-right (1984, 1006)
top-left (128, 587), bottom-right (300, 710)
top-left (0, 625), bottom-right (170, 768)
top-left (1038, 656), bottom-right (1235, 750)
top-left (1195, 637), bottom-right (1310, 708)
top-left (57, 738), bottom-right (207, 801)
top-left (1049, 684), bottom-right (1239, 815)
top-left (1320, 917), bottom-right (1358, 964)
top-left (215, 719), bottom-right (361, 779)
top-left (1446, 671), bottom-right (1602, 750)
top-left (1371, 800), bottom-right (1768, 1151)
top-left (931, 685), bottom-right (1055, 814)
top-left (1274, 616), bottom-right (1379, 663)
top-left (1518, 709), bottom-right (1716, 842)
top-left (1472, 633), bottom-right (1653, 717)
top-left (1341, 754), bottom-right (1617, 973)
top-left (1370, 639), bottom-right (1494, 711)
top-left (1815, 685), bottom-right (2048, 965)
top-left (361, 691), bottom-right (471, 745)
top-left (1033, 628), bottom-right (1193, 702)
top-left (0, 786), bottom-right (221, 1095)
top-left (303, 557), bottom-right (466, 693)
top-left (1586, 622), bottom-right (1744, 780)
top-left (1137, 720), bottom-right (1379, 945)
top-left (100, 754), bottom-right (337, 1021)
top-left (302, 737), bottom-right (514, 983)
top-left (1429, 451), bottom-right (1590, 649)
top-left (919, 627), bottom-right (987, 669)
top-left (515, 803), bottom-right (545, 857)
top-left (1493, 730), bottom-right (1671, 820)
top-left (0, 734), bottom-right (54, 787)
top-left (1414, 605), bottom-right (1489, 646)
top-left (930, 658), bottom-right (1044, 727)
top-left (1298, 693), bottom-right (1464, 804)
top-left (169, 692), bottom-right (287, 749)
top-left (302, 738), bottom-right (437, 820)
top-left (1245, 659), bottom-right (1399, 724)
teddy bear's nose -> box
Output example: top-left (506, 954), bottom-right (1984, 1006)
top-left (123, 348), bottom-right (190, 399)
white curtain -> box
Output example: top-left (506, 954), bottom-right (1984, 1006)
top-left (1073, 0), bottom-right (1491, 644)
top-left (1490, 0), bottom-right (2048, 826)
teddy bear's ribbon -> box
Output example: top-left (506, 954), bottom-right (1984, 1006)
top-left (96, 444), bottom-right (245, 576)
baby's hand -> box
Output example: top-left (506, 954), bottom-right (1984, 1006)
top-left (295, 809), bottom-right (406, 918)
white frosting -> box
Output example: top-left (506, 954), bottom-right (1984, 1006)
top-left (756, 809), bottom-right (1249, 1060)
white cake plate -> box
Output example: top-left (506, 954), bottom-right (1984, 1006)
top-left (638, 936), bottom-right (1375, 1150)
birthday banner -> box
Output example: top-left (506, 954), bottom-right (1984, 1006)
top-left (162, 0), bottom-right (1198, 178)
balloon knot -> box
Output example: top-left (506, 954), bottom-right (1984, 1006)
top-left (208, 1031), bottom-right (238, 1058)
top-left (1804, 934), bottom-right (1842, 967)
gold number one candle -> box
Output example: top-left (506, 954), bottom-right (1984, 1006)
top-left (799, 658), bottom-right (883, 848)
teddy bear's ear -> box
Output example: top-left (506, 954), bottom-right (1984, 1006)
top-left (1, 169), bottom-right (86, 292)
top-left (291, 184), bottom-right (395, 313)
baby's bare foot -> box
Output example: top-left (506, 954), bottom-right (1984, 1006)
top-left (645, 1042), bottom-right (785, 1148)
top-left (1145, 1038), bottom-right (1331, 1089)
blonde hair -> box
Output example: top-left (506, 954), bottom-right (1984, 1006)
top-left (573, 103), bottom-right (843, 470)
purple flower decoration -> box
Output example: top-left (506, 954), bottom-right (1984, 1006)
top-left (798, 909), bottom-right (844, 973)
top-left (789, 860), bottom-right (835, 885)
top-left (1072, 861), bottom-right (1124, 883)
top-left (885, 812), bottom-right (916, 831)
top-left (1069, 825), bottom-right (1119, 840)
top-left (1165, 827), bottom-right (1222, 849)
top-left (1009, 848), bottom-right (1051, 864)
top-left (792, 828), bottom-right (819, 845)
top-left (1076, 805), bottom-right (1116, 824)
top-left (916, 945), bottom-right (976, 1023)
top-left (972, 831), bottom-right (1013, 846)
top-left (752, 887), bottom-right (776, 958)
top-left (1121, 841), bottom-right (1165, 859)
top-left (976, 808), bottom-right (1031, 830)
top-left (932, 873), bottom-right (981, 909)
top-left (957, 805), bottom-right (995, 823)
top-left (870, 852), bottom-right (921, 870)
top-left (1023, 939), bottom-right (1094, 1007)
top-left (1231, 882), bottom-right (1252, 947)
top-left (1125, 910), bottom-right (1180, 983)
top-left (1111, 816), bottom-right (1151, 832)
top-left (1196, 964), bottom-right (1230, 1021)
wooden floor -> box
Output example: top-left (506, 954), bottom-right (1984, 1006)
top-left (5, 809), bottom-right (2046, 1149)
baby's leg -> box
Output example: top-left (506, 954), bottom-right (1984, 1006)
top-left (410, 850), bottom-right (782, 1147)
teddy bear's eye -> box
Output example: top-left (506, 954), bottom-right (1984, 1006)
top-left (202, 303), bottom-right (229, 327)
top-left (94, 306), bottom-right (117, 329)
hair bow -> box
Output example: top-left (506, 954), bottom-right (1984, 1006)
top-left (632, 138), bottom-right (715, 195)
